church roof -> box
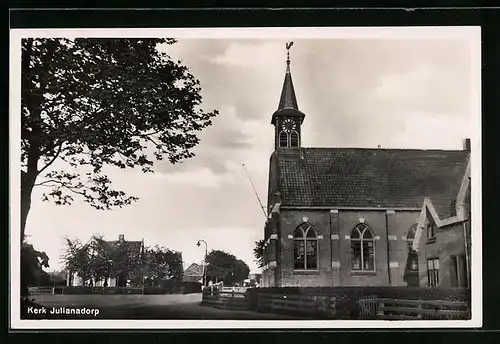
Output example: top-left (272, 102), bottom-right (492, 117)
top-left (275, 147), bottom-right (469, 219)
top-left (278, 67), bottom-right (299, 110)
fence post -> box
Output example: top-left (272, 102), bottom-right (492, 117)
top-left (52, 287), bottom-right (55, 295)
top-left (417, 299), bottom-right (423, 319)
top-left (377, 301), bottom-right (384, 316)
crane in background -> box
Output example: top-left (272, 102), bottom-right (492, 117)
top-left (241, 164), bottom-right (267, 219)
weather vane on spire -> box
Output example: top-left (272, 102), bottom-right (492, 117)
top-left (286, 41), bottom-right (294, 66)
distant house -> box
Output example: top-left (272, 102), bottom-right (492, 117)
top-left (183, 263), bottom-right (204, 283)
top-left (67, 234), bottom-right (144, 287)
top-left (249, 273), bottom-right (262, 284)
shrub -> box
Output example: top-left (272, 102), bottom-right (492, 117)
top-left (181, 282), bottom-right (203, 294)
top-left (144, 282), bottom-right (202, 295)
top-left (60, 286), bottom-right (104, 295)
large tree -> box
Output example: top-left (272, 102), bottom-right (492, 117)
top-left (21, 38), bottom-right (218, 244)
top-left (60, 237), bottom-right (92, 286)
top-left (143, 245), bottom-right (183, 287)
top-left (205, 250), bottom-right (250, 286)
top-left (61, 234), bottom-right (144, 287)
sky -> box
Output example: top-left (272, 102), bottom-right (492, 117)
top-left (21, 30), bottom-right (478, 274)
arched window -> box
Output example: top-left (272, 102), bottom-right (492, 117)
top-left (279, 131), bottom-right (289, 148)
top-left (407, 224), bottom-right (419, 271)
top-left (350, 223), bottom-right (375, 272)
top-left (293, 223), bottom-right (318, 270)
top-left (290, 131), bottom-right (300, 148)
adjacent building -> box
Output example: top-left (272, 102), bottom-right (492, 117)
top-left (183, 263), bottom-right (204, 283)
top-left (262, 47), bottom-right (471, 289)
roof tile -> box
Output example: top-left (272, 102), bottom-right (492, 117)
top-left (275, 147), bottom-right (469, 219)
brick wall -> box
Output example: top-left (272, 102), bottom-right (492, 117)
top-left (419, 222), bottom-right (467, 288)
top-left (279, 210), bottom-right (332, 287)
top-left (385, 211), bottom-right (422, 286)
top-left (276, 208), bottom-right (423, 288)
top-left (337, 211), bottom-right (389, 286)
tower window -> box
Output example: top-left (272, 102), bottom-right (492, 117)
top-left (290, 131), bottom-right (299, 147)
top-left (350, 223), bottom-right (375, 272)
top-left (279, 131), bottom-right (289, 148)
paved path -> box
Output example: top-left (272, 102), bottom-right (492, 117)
top-left (30, 294), bottom-right (302, 320)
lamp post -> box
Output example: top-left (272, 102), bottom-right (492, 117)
top-left (106, 259), bottom-right (113, 287)
top-left (196, 240), bottom-right (208, 287)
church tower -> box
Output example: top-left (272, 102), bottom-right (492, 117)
top-left (271, 41), bottom-right (306, 150)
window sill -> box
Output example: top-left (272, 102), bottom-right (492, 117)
top-left (293, 270), bottom-right (320, 275)
top-left (350, 271), bottom-right (377, 276)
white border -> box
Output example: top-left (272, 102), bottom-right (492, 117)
top-left (10, 26), bottom-right (482, 330)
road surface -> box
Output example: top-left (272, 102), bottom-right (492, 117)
top-left (28, 293), bottom-right (302, 320)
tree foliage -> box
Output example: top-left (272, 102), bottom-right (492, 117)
top-left (60, 237), bottom-right (92, 285)
top-left (61, 234), bottom-right (144, 286)
top-left (21, 241), bottom-right (50, 295)
top-left (21, 38), bottom-right (218, 243)
top-left (205, 250), bottom-right (250, 286)
top-left (61, 236), bottom-right (184, 287)
top-left (143, 245), bottom-right (183, 287)
top-left (253, 239), bottom-right (265, 269)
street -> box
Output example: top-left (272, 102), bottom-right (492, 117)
top-left (29, 293), bottom-right (302, 320)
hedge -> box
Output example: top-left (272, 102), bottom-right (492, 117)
top-left (52, 282), bottom-right (202, 295)
top-left (54, 286), bottom-right (143, 295)
top-left (144, 282), bottom-right (202, 294)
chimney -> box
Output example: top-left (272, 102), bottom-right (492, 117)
top-left (118, 234), bottom-right (125, 241)
top-left (463, 138), bottom-right (471, 152)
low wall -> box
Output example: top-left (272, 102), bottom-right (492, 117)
top-left (28, 286), bottom-right (55, 295)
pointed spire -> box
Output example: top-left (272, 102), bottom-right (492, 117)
top-left (271, 41), bottom-right (305, 125)
top-left (278, 41), bottom-right (298, 110)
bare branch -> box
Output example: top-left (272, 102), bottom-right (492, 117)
top-left (38, 142), bottom-right (64, 174)
top-left (33, 179), bottom-right (60, 187)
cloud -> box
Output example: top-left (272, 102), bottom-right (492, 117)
top-left (209, 41), bottom-right (283, 69)
top-left (150, 168), bottom-right (235, 189)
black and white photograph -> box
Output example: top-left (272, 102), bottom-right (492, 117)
top-left (10, 26), bottom-right (482, 329)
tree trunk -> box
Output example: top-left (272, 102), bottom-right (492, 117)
top-left (20, 170), bottom-right (37, 299)
top-left (21, 171), bottom-right (37, 246)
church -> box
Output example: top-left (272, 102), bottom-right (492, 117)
top-left (261, 45), bottom-right (471, 289)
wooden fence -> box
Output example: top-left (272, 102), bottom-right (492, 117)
top-left (201, 287), bottom-right (249, 311)
top-left (28, 286), bottom-right (55, 295)
top-left (358, 297), bottom-right (470, 320)
top-left (54, 286), bottom-right (144, 295)
top-left (257, 293), bottom-right (336, 317)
